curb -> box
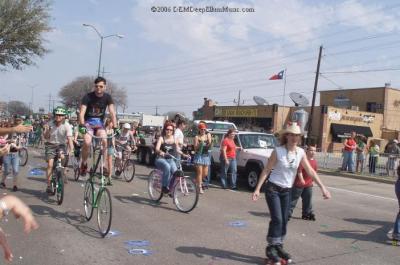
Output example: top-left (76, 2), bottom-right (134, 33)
top-left (318, 169), bottom-right (396, 185)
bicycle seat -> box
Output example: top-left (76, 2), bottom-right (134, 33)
top-left (173, 170), bottom-right (184, 178)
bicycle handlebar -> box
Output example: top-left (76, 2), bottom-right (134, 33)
top-left (85, 131), bottom-right (117, 139)
top-left (164, 153), bottom-right (191, 162)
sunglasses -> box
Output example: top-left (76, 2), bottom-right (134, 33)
top-left (165, 128), bottom-right (174, 132)
top-left (55, 114), bottom-right (64, 117)
top-left (95, 85), bottom-right (104, 88)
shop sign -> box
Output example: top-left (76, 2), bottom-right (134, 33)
top-left (328, 111), bottom-right (341, 121)
top-left (342, 114), bottom-right (374, 123)
top-left (215, 107), bottom-right (258, 117)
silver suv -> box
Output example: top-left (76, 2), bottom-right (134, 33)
top-left (210, 131), bottom-right (277, 190)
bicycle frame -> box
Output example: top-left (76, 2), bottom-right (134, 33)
top-left (86, 132), bottom-right (116, 208)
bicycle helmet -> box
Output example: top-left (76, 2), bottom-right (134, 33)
top-left (53, 106), bottom-right (67, 116)
top-left (123, 123), bottom-right (131, 129)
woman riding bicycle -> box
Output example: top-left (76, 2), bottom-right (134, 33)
top-left (155, 121), bottom-right (189, 194)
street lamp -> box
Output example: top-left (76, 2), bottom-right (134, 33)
top-left (82, 23), bottom-right (124, 77)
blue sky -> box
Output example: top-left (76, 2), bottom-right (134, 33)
top-left (3, 0), bottom-right (400, 117)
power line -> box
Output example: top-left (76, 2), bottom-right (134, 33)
top-left (322, 67), bottom-right (400, 74)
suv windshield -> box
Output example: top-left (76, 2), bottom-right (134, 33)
top-left (205, 123), bottom-right (236, 130)
top-left (239, 134), bottom-right (276, 149)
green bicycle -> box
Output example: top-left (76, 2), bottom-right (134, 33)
top-left (83, 132), bottom-right (115, 238)
top-left (49, 148), bottom-right (66, 205)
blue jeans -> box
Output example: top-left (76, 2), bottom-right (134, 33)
top-left (265, 182), bottom-right (291, 245)
top-left (289, 186), bottom-right (313, 217)
top-left (369, 156), bottom-right (378, 174)
top-left (342, 150), bottom-right (354, 172)
top-left (393, 178), bottom-right (400, 240)
top-left (220, 157), bottom-right (237, 189)
top-left (2, 153), bottom-right (20, 183)
top-left (155, 158), bottom-right (177, 188)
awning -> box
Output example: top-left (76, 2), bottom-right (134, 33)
top-left (330, 123), bottom-right (373, 138)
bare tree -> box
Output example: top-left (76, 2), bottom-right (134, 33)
top-left (0, 0), bottom-right (52, 71)
top-left (7, 100), bottom-right (31, 116)
top-left (58, 76), bottom-right (127, 110)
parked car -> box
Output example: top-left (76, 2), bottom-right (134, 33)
top-left (209, 131), bottom-right (277, 190)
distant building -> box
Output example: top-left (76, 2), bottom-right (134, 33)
top-left (193, 85), bottom-right (400, 152)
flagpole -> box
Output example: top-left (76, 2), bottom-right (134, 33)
top-left (281, 68), bottom-right (287, 129)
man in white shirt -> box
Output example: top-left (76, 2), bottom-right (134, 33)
top-left (174, 120), bottom-right (186, 156)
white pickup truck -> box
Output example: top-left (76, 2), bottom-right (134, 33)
top-left (209, 131), bottom-right (277, 190)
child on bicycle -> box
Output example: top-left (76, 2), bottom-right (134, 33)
top-left (115, 123), bottom-right (136, 176)
top-left (43, 107), bottom-right (74, 193)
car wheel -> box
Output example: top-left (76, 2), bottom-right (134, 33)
top-left (246, 166), bottom-right (261, 190)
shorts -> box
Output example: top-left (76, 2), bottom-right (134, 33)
top-left (356, 152), bottom-right (365, 161)
top-left (107, 147), bottom-right (115, 156)
top-left (85, 118), bottom-right (105, 135)
top-left (45, 143), bottom-right (66, 162)
top-left (193, 154), bottom-right (210, 166)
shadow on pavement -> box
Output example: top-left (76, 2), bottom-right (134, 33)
top-left (114, 194), bottom-right (178, 212)
top-left (248, 211), bottom-right (269, 218)
top-left (29, 204), bottom-right (102, 239)
top-left (319, 218), bottom-right (393, 245)
top-left (176, 246), bottom-right (265, 264)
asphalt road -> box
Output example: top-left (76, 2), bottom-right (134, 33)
top-left (1, 146), bottom-right (400, 265)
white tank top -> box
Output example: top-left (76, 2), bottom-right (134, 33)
top-left (268, 146), bottom-right (305, 188)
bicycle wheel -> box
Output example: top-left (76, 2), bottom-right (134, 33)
top-left (50, 177), bottom-right (56, 196)
top-left (83, 180), bottom-right (94, 221)
top-left (97, 188), bottom-right (112, 238)
top-left (123, 159), bottom-right (135, 182)
top-left (173, 177), bottom-right (199, 213)
top-left (56, 170), bottom-right (64, 205)
top-left (148, 170), bottom-right (163, 202)
top-left (19, 148), bottom-right (28, 166)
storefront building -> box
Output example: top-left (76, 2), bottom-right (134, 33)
top-left (194, 85), bottom-right (398, 152)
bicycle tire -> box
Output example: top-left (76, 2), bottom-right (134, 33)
top-left (74, 167), bottom-right (80, 181)
top-left (83, 180), bottom-right (94, 221)
top-left (19, 148), bottom-right (28, 166)
top-left (148, 170), bottom-right (163, 202)
top-left (50, 177), bottom-right (56, 196)
top-left (56, 170), bottom-right (64, 205)
top-left (123, 159), bottom-right (135, 182)
top-left (97, 188), bottom-right (112, 238)
top-left (173, 177), bottom-right (199, 213)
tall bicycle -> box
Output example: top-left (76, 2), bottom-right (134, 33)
top-left (83, 132), bottom-right (115, 237)
top-left (148, 154), bottom-right (199, 213)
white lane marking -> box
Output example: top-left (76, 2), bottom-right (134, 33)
top-left (328, 186), bottom-right (397, 201)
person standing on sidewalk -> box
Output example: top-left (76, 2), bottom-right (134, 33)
top-left (356, 135), bottom-right (367, 173)
top-left (341, 131), bottom-right (356, 173)
top-left (368, 140), bottom-right (380, 174)
top-left (252, 122), bottom-right (331, 264)
top-left (220, 129), bottom-right (241, 190)
top-left (385, 140), bottom-right (400, 177)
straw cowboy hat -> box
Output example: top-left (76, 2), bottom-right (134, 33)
top-left (280, 122), bottom-right (303, 135)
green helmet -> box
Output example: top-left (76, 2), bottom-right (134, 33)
top-left (53, 106), bottom-right (67, 116)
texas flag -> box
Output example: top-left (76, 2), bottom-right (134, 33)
top-left (269, 70), bottom-right (285, 80)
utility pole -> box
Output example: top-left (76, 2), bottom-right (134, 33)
top-left (234, 90), bottom-right (244, 107)
top-left (155, 106), bottom-right (159, 116)
top-left (48, 93), bottom-right (52, 113)
top-left (306, 45), bottom-right (323, 144)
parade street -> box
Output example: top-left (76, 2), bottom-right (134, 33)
top-left (2, 147), bottom-right (399, 265)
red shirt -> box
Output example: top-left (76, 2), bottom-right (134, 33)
top-left (294, 158), bottom-right (317, 188)
top-left (222, 138), bottom-right (236, 159)
top-left (344, 138), bottom-right (356, 152)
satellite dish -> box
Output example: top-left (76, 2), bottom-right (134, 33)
top-left (289, 92), bottom-right (309, 106)
top-left (253, 96), bottom-right (268, 105)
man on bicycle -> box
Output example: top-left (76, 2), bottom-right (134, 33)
top-left (78, 77), bottom-right (118, 175)
top-left (115, 123), bottom-right (136, 176)
top-left (43, 107), bottom-right (74, 193)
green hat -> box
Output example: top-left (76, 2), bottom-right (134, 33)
top-left (53, 106), bottom-right (67, 116)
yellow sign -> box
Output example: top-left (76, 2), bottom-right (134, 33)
top-left (215, 107), bottom-right (258, 117)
